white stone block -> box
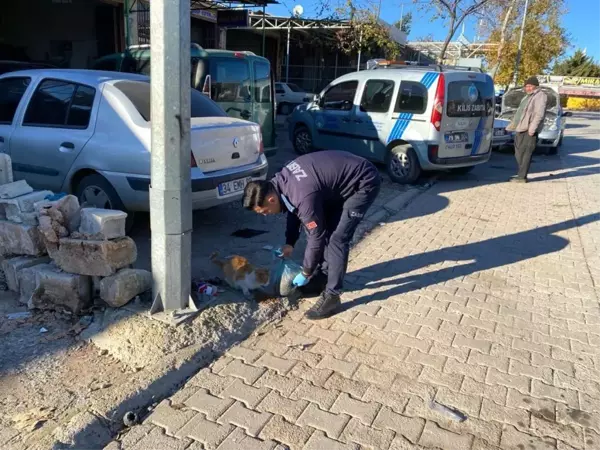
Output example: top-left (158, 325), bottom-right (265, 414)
top-left (99, 269), bottom-right (152, 308)
top-left (79, 208), bottom-right (127, 239)
top-left (18, 263), bottom-right (56, 305)
top-left (34, 195), bottom-right (80, 233)
top-left (1, 190), bottom-right (53, 223)
top-left (0, 220), bottom-right (45, 256)
top-left (29, 268), bottom-right (91, 314)
top-left (49, 237), bottom-right (137, 276)
top-left (1, 255), bottom-right (50, 292)
top-left (0, 180), bottom-right (33, 199)
top-left (0, 154), bottom-right (13, 185)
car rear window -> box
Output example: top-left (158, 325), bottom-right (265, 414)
top-left (114, 80), bottom-right (227, 121)
top-left (503, 87), bottom-right (558, 110)
top-left (446, 80), bottom-right (494, 118)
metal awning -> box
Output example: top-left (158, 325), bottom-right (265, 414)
top-left (190, 0), bottom-right (278, 9)
top-left (244, 14), bottom-right (351, 30)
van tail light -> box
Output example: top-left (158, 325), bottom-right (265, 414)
top-left (202, 75), bottom-right (211, 99)
top-left (258, 132), bottom-right (264, 154)
top-left (191, 151), bottom-right (198, 167)
top-left (430, 74), bottom-right (445, 131)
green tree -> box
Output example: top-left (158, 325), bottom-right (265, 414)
top-left (394, 11), bottom-right (413, 35)
top-left (553, 50), bottom-right (600, 77)
top-left (331, 1), bottom-right (403, 59)
top-left (484, 0), bottom-right (569, 86)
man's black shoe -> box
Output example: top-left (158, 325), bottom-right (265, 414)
top-left (298, 272), bottom-right (327, 297)
top-left (304, 292), bottom-right (341, 320)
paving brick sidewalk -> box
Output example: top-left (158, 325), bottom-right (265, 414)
top-left (108, 119), bottom-right (600, 450)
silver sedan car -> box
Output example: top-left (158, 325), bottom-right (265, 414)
top-left (0, 69), bottom-right (268, 216)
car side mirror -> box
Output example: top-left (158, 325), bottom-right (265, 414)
top-left (314, 95), bottom-right (321, 106)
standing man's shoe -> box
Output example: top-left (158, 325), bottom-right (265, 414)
top-left (304, 292), bottom-right (341, 320)
top-left (509, 177), bottom-right (528, 183)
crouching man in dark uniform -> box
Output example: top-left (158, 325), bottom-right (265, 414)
top-left (242, 150), bottom-right (381, 319)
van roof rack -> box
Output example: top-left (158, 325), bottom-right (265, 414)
top-left (127, 42), bottom-right (206, 52)
top-left (367, 59), bottom-right (484, 73)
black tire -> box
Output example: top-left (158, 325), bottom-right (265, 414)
top-left (548, 146), bottom-right (558, 155)
top-left (449, 166), bottom-right (475, 175)
top-left (386, 145), bottom-right (421, 184)
top-left (293, 125), bottom-right (314, 155)
top-left (75, 173), bottom-right (136, 233)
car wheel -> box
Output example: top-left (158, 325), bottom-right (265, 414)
top-left (293, 126), bottom-right (314, 155)
top-left (75, 174), bottom-right (136, 233)
top-left (386, 145), bottom-right (421, 184)
top-left (448, 166), bottom-right (475, 175)
top-left (280, 103), bottom-right (292, 115)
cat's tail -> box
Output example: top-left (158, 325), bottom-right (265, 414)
top-left (209, 252), bottom-right (223, 267)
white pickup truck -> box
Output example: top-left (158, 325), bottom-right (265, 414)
top-left (275, 82), bottom-right (316, 115)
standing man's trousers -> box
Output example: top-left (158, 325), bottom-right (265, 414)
top-left (514, 131), bottom-right (538, 179)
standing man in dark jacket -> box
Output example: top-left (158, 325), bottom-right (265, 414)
top-left (506, 76), bottom-right (547, 183)
top-left (242, 150), bottom-right (381, 319)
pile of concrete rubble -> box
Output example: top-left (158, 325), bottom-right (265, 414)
top-left (0, 155), bottom-right (151, 315)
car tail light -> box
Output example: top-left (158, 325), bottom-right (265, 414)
top-left (258, 132), bottom-right (264, 154)
top-left (191, 151), bottom-right (198, 167)
top-left (431, 74), bottom-right (445, 131)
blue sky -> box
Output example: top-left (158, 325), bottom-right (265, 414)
top-left (266, 0), bottom-right (600, 62)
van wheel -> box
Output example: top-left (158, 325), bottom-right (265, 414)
top-left (293, 126), bottom-right (314, 155)
top-left (386, 145), bottom-right (421, 184)
top-left (75, 174), bottom-right (136, 234)
top-left (449, 166), bottom-right (475, 175)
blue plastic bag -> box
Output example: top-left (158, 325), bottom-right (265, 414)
top-left (264, 249), bottom-right (302, 297)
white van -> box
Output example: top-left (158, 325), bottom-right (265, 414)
top-left (288, 61), bottom-right (496, 183)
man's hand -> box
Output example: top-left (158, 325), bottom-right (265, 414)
top-left (292, 273), bottom-right (309, 287)
top-left (281, 245), bottom-right (294, 258)
top-left (528, 131), bottom-right (535, 137)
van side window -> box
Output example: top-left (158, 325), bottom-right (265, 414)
top-left (254, 62), bottom-right (271, 104)
top-left (360, 80), bottom-right (394, 113)
top-left (322, 81), bottom-right (357, 111)
top-left (210, 59), bottom-right (251, 103)
top-left (395, 81), bottom-right (427, 114)
top-left (0, 77), bottom-right (31, 125)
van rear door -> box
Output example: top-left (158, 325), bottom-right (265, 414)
top-left (439, 73), bottom-right (494, 159)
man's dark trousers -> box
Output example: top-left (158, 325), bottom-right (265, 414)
top-left (318, 181), bottom-right (381, 296)
top-left (514, 131), bottom-right (537, 179)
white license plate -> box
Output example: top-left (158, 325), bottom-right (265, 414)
top-left (494, 129), bottom-right (506, 136)
top-left (217, 177), bottom-right (251, 197)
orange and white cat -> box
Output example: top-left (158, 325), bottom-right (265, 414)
top-left (210, 252), bottom-right (270, 298)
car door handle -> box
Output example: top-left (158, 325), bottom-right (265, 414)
top-left (59, 142), bottom-right (75, 152)
top-left (341, 118), bottom-right (351, 123)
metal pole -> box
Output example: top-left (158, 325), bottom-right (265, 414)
top-left (124, 0), bottom-right (130, 48)
top-left (334, 52), bottom-right (338, 79)
top-left (512, 0), bottom-right (529, 85)
top-left (149, 0), bottom-right (194, 318)
top-left (286, 23), bottom-right (291, 83)
top-left (261, 5), bottom-right (266, 57)
top-left (356, 29), bottom-right (363, 72)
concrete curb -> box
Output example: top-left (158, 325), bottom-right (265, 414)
top-left (52, 178), bottom-right (437, 450)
